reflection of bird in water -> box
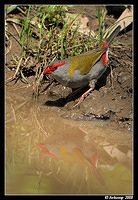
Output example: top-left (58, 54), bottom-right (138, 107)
top-left (36, 130), bottom-right (105, 186)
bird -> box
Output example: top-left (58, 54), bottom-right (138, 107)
top-left (43, 25), bottom-right (121, 108)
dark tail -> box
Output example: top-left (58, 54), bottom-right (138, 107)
top-left (106, 25), bottom-right (121, 45)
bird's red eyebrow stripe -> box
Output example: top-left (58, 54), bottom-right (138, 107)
top-left (43, 61), bottom-right (66, 74)
top-left (51, 61), bottom-right (66, 68)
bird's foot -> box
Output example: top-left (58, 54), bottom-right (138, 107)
top-left (72, 87), bottom-right (94, 108)
top-left (72, 95), bottom-right (85, 108)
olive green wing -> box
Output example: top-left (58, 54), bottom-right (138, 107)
top-left (68, 48), bottom-right (106, 78)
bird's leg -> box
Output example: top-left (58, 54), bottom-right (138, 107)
top-left (72, 87), bottom-right (94, 108)
top-left (72, 80), bottom-right (96, 108)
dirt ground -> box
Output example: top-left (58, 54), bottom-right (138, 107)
top-left (5, 6), bottom-right (133, 131)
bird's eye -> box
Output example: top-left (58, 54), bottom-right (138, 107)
top-left (54, 66), bottom-right (58, 70)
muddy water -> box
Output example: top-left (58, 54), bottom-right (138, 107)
top-left (5, 83), bottom-right (133, 195)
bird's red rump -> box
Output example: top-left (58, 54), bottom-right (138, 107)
top-left (100, 40), bottom-right (108, 66)
top-left (101, 52), bottom-right (107, 66)
top-left (43, 61), bottom-right (66, 74)
top-left (100, 41), bottom-right (109, 49)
